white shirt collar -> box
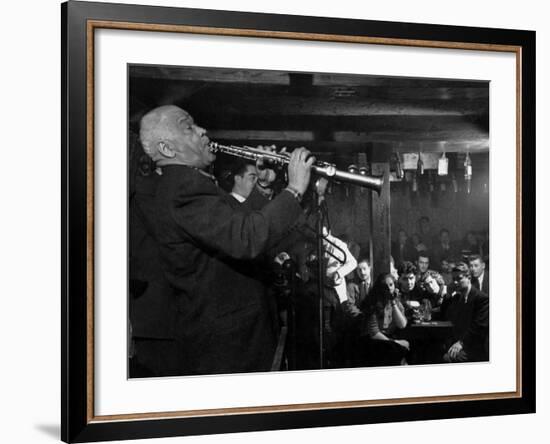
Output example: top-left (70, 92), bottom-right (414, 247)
top-left (230, 192), bottom-right (247, 203)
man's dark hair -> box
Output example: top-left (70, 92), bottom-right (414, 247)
top-left (417, 251), bottom-right (430, 261)
top-left (357, 257), bottom-right (370, 266)
top-left (452, 262), bottom-right (471, 279)
top-left (218, 160), bottom-right (254, 192)
top-left (232, 160), bottom-right (254, 178)
top-left (468, 254), bottom-right (484, 263)
top-left (398, 261), bottom-right (417, 276)
top-left (420, 270), bottom-right (445, 287)
top-left (419, 216), bottom-right (430, 223)
top-left (440, 228), bottom-right (450, 236)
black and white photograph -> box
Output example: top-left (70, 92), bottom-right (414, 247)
top-left (128, 64), bottom-right (490, 378)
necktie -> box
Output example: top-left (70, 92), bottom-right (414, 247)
top-left (473, 276), bottom-right (480, 290)
top-left (360, 281), bottom-right (367, 303)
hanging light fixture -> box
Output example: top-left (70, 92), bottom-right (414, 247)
top-left (417, 149), bottom-right (424, 175)
top-left (412, 172), bottom-right (418, 193)
top-left (391, 152), bottom-right (403, 180)
top-left (451, 172), bottom-right (458, 193)
top-left (438, 141), bottom-right (449, 176)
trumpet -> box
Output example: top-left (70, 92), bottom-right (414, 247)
top-left (209, 142), bottom-right (384, 193)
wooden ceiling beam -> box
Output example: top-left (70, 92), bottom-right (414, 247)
top-left (130, 66), bottom-right (488, 89)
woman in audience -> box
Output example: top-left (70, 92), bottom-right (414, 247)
top-left (359, 273), bottom-right (410, 366)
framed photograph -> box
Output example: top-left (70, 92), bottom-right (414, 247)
top-left (62, 0), bottom-right (535, 442)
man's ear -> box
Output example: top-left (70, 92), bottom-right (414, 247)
top-left (157, 141), bottom-right (176, 159)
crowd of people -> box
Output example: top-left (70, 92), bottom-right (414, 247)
top-left (129, 104), bottom-right (489, 378)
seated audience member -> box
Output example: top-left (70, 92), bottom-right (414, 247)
top-left (443, 263), bottom-right (489, 363)
top-left (345, 258), bottom-right (371, 318)
top-left (391, 229), bottom-right (415, 267)
top-left (468, 254), bottom-right (489, 296)
top-left (411, 232), bottom-right (428, 253)
top-left (397, 261), bottom-right (423, 305)
top-left (359, 273), bottom-right (409, 366)
top-left (410, 270), bottom-right (450, 364)
top-left (432, 228), bottom-right (458, 271)
top-left (418, 270), bottom-right (448, 310)
top-left (416, 251), bottom-right (431, 281)
top-left (440, 259), bottom-right (456, 286)
top-left (418, 216), bottom-right (436, 250)
top-left (460, 230), bottom-right (482, 259)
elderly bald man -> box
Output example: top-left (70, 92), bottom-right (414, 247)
top-left (133, 105), bottom-right (314, 376)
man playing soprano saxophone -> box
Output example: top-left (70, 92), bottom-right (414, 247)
top-left (134, 105), bottom-right (314, 376)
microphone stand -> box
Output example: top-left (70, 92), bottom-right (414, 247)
top-left (283, 259), bottom-right (297, 371)
top-left (300, 178), bottom-right (349, 370)
top-left (315, 194), bottom-right (326, 369)
top-left (313, 179), bottom-right (334, 369)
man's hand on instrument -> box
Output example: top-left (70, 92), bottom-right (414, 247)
top-left (255, 145), bottom-right (279, 187)
top-left (287, 147), bottom-right (315, 196)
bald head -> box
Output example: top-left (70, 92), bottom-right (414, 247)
top-left (139, 105), bottom-right (213, 168)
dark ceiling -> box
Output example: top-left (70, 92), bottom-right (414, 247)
top-left (129, 64), bottom-right (489, 160)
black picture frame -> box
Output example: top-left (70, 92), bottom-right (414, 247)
top-left (62, 1), bottom-right (536, 442)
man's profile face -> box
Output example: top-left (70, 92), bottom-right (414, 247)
top-left (440, 231), bottom-right (450, 244)
top-left (356, 261), bottom-right (370, 283)
top-left (468, 258), bottom-right (485, 278)
top-left (159, 108), bottom-right (213, 168)
top-left (234, 165), bottom-right (258, 199)
top-left (417, 256), bottom-right (429, 273)
top-left (400, 273), bottom-right (416, 292)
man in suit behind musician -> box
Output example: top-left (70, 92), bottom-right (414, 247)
top-left (132, 104), bottom-right (314, 377)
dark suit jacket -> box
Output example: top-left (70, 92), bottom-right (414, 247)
top-left (479, 270), bottom-right (489, 295)
top-left (345, 280), bottom-right (370, 317)
top-left (152, 165), bottom-right (303, 375)
top-left (129, 172), bottom-right (176, 340)
top-left (445, 286), bottom-right (489, 360)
